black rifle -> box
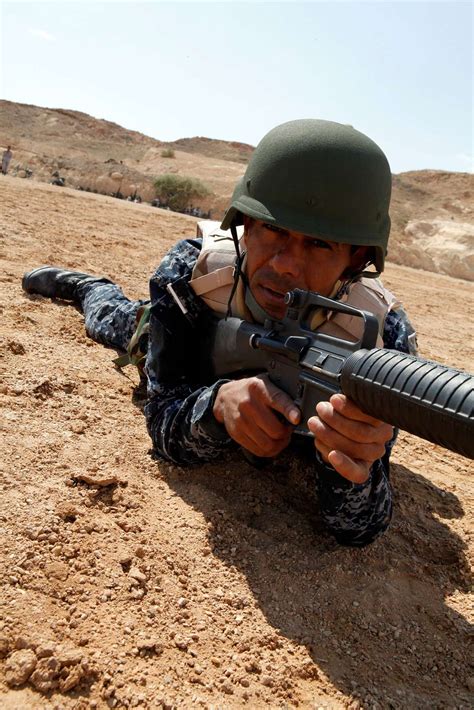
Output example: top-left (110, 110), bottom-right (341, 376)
top-left (205, 289), bottom-right (474, 459)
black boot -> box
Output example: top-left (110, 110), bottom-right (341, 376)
top-left (22, 266), bottom-right (110, 303)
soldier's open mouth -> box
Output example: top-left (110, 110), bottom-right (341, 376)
top-left (260, 285), bottom-right (286, 302)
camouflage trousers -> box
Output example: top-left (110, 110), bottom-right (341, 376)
top-left (76, 280), bottom-right (149, 353)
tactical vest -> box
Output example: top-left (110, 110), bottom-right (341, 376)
top-left (190, 220), bottom-right (399, 347)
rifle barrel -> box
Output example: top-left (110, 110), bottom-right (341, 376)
top-left (341, 349), bottom-right (474, 459)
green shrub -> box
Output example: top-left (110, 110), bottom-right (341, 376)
top-left (153, 174), bottom-right (211, 212)
top-left (161, 148), bottom-right (175, 158)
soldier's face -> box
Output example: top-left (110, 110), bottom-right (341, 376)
top-left (245, 218), bottom-right (367, 319)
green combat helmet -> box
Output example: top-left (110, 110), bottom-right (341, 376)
top-left (221, 119), bottom-right (392, 274)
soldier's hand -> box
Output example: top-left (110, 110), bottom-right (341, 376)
top-left (213, 374), bottom-right (300, 457)
top-left (307, 394), bottom-right (393, 484)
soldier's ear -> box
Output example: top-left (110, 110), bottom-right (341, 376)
top-left (344, 246), bottom-right (372, 278)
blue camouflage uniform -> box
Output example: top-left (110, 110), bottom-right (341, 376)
top-left (76, 237), bottom-right (417, 547)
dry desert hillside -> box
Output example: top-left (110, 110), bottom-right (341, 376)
top-left (1, 99), bottom-right (473, 281)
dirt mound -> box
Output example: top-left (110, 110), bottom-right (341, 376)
top-left (400, 220), bottom-right (474, 281)
top-left (1, 178), bottom-right (472, 709)
top-left (389, 171), bottom-right (474, 280)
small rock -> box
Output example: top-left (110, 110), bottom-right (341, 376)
top-left (129, 567), bottom-right (147, 584)
top-left (71, 422), bottom-right (86, 435)
top-left (118, 551), bottom-right (133, 567)
top-left (466, 676), bottom-right (474, 693)
top-left (137, 639), bottom-right (163, 655)
top-left (174, 635), bottom-right (188, 651)
top-left (56, 647), bottom-right (83, 666)
top-left (59, 664), bottom-right (84, 692)
top-left (74, 472), bottom-right (120, 487)
top-left (8, 340), bottom-right (26, 355)
top-left (14, 636), bottom-right (34, 651)
top-left (261, 675), bottom-right (273, 687)
top-left (5, 649), bottom-right (37, 686)
top-left (36, 641), bottom-right (57, 658)
top-left (245, 660), bottom-right (261, 674)
top-left (221, 680), bottom-right (234, 695)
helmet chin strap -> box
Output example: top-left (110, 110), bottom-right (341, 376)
top-left (226, 223), bottom-right (248, 319)
top-left (244, 286), bottom-right (272, 324)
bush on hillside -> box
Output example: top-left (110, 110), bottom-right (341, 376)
top-left (161, 148), bottom-right (175, 158)
top-left (153, 174), bottom-right (211, 212)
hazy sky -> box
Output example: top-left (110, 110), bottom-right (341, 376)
top-left (1, 1), bottom-right (472, 173)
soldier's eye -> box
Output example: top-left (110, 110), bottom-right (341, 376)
top-left (309, 238), bottom-right (332, 250)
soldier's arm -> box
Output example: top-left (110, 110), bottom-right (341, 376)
top-left (143, 238), bottom-right (236, 465)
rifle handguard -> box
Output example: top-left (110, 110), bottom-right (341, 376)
top-left (341, 349), bottom-right (474, 459)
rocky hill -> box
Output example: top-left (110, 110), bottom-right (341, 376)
top-left (0, 100), bottom-right (472, 280)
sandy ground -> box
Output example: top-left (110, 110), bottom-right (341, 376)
top-left (1, 177), bottom-right (473, 709)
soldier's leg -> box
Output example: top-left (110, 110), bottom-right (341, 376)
top-left (22, 266), bottom-right (148, 353)
top-left (76, 280), bottom-right (148, 352)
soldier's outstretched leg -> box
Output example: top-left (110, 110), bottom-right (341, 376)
top-left (22, 266), bottom-right (148, 352)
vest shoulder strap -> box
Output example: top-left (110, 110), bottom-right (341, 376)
top-left (190, 221), bottom-right (244, 313)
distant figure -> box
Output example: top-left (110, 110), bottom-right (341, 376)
top-left (50, 171), bottom-right (65, 186)
top-left (2, 146), bottom-right (12, 175)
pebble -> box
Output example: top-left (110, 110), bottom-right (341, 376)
top-left (14, 636), bottom-right (34, 650)
top-left (56, 647), bottom-right (84, 666)
top-left (137, 639), bottom-right (163, 655)
top-left (466, 677), bottom-right (474, 693)
top-left (221, 680), bottom-right (234, 695)
top-left (174, 635), bottom-right (188, 651)
top-left (36, 641), bottom-right (57, 658)
top-left (74, 472), bottom-right (120, 487)
top-left (129, 567), bottom-right (147, 584)
top-left (59, 665), bottom-right (84, 692)
top-left (245, 660), bottom-right (261, 674)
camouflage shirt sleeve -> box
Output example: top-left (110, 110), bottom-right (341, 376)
top-left (143, 238), bottom-right (236, 464)
top-left (315, 305), bottom-right (418, 546)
